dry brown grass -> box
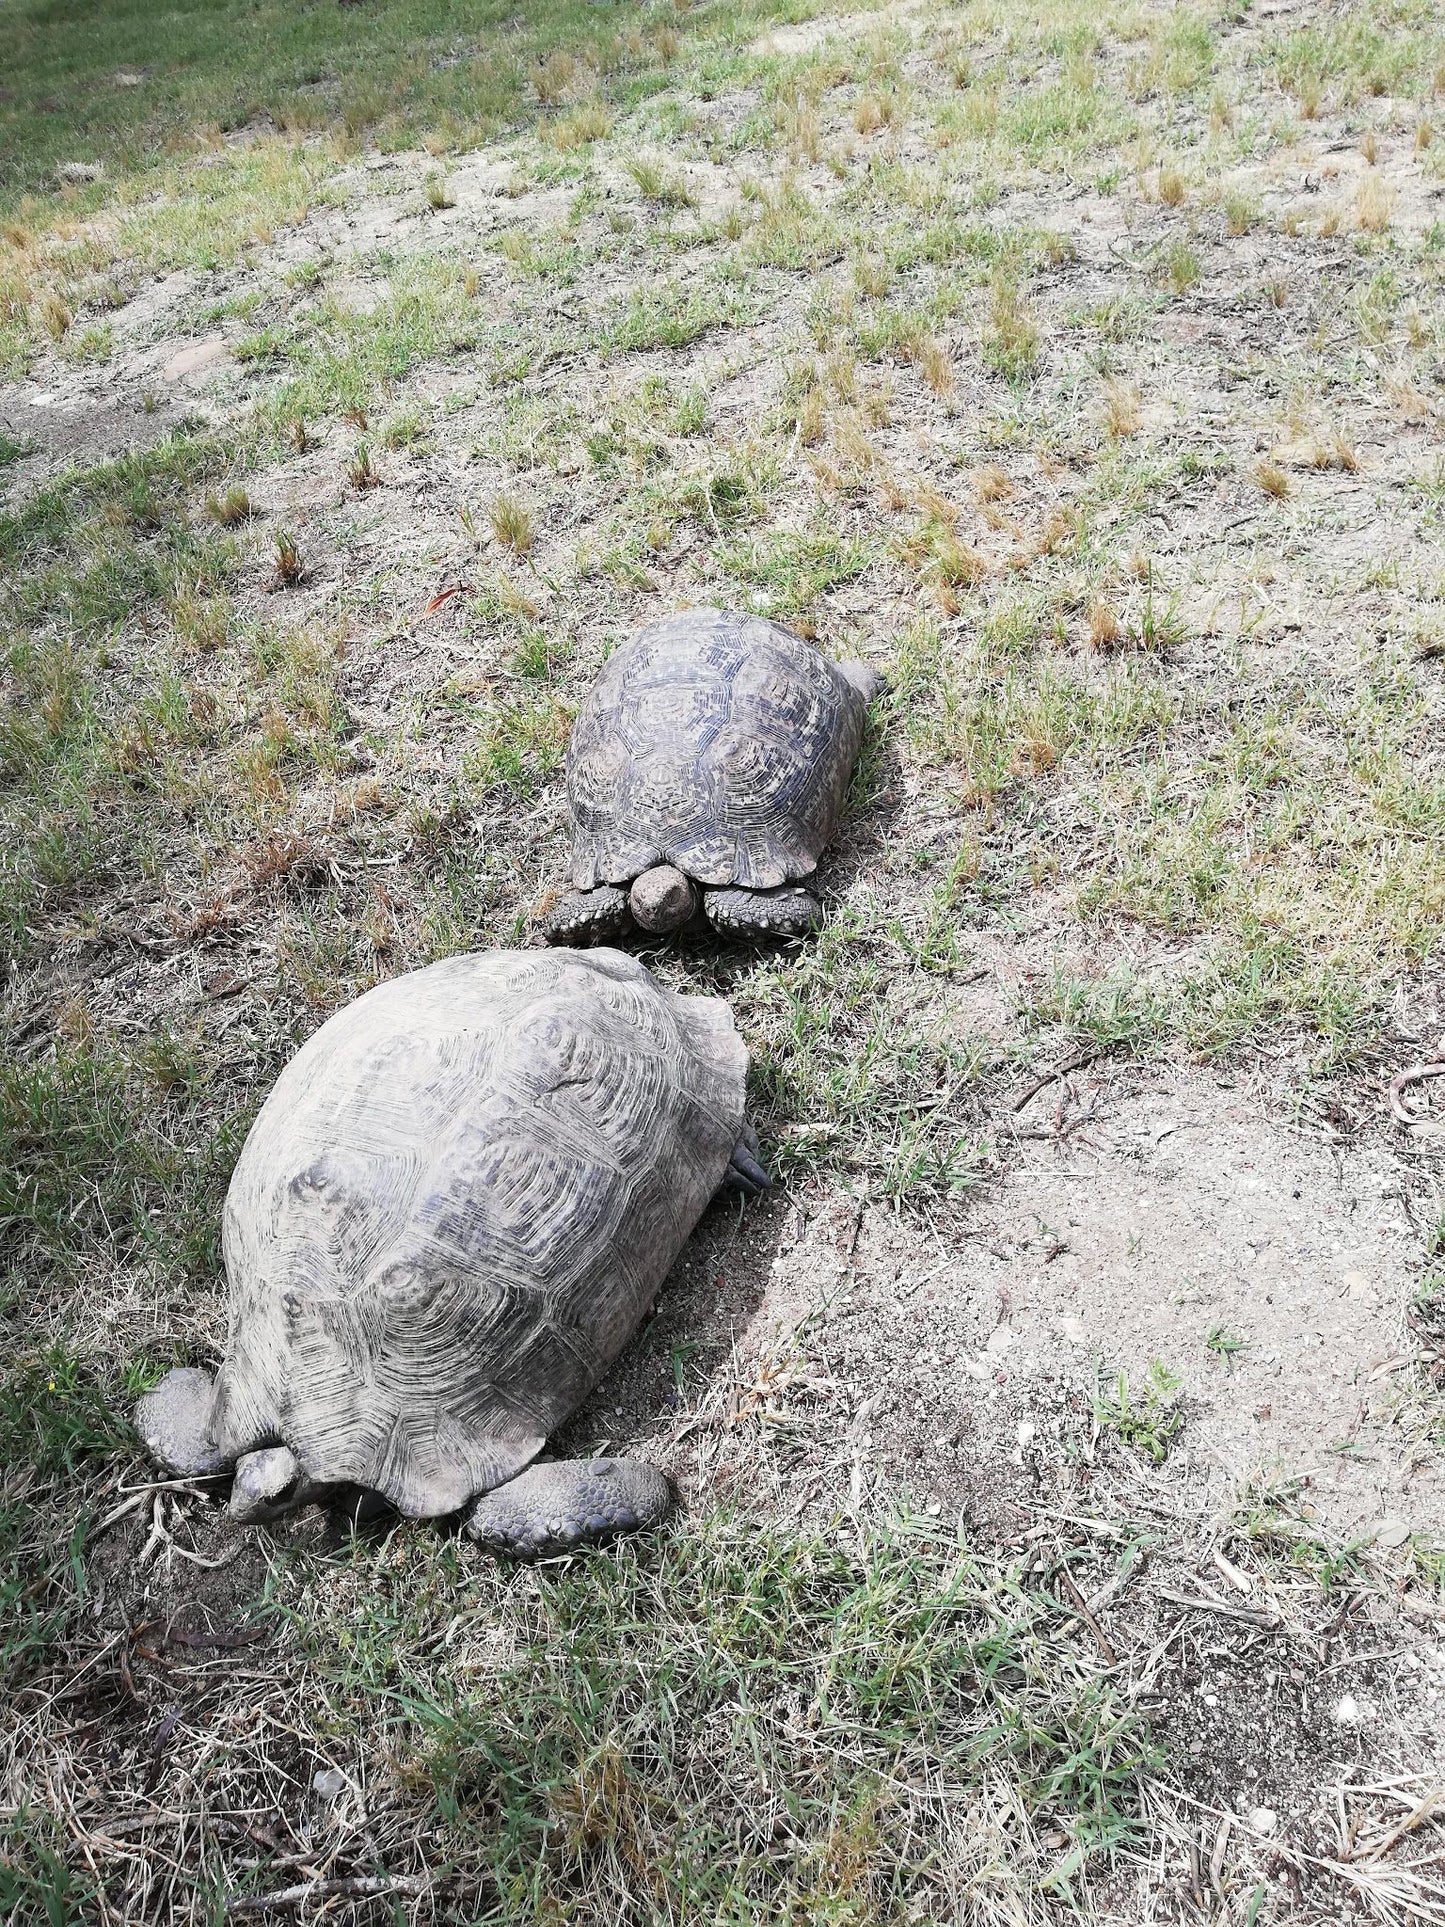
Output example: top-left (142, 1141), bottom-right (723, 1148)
top-left (1356, 170), bottom-right (1393, 231)
top-left (916, 334), bottom-right (954, 397)
top-left (1101, 377), bottom-right (1142, 438)
top-left (532, 49), bottom-right (579, 106)
top-left (1256, 460), bottom-right (1291, 498)
top-left (853, 93), bottom-right (884, 134)
top-left (34, 288), bottom-right (72, 340)
top-left (1087, 599), bottom-right (1124, 650)
top-left (549, 100), bottom-right (613, 150)
top-left (206, 485), bottom-right (252, 527)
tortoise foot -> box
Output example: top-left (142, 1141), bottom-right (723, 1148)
top-left (541, 885), bottom-right (632, 947)
top-left (706, 885), bottom-right (822, 941)
top-left (134, 1366), bottom-right (232, 1479)
top-left (465, 1457), bottom-right (671, 1558)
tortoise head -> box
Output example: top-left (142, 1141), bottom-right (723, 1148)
top-left (628, 864), bottom-right (698, 934)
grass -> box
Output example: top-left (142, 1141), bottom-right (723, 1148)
top-left (0, 0), bottom-right (700, 201)
top-left (5, 0), bottom-right (1445, 1914)
top-left (268, 1511), bottom-right (1154, 1920)
top-left (1093, 1361), bottom-right (1184, 1466)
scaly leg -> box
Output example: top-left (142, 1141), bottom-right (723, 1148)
top-left (705, 885), bottom-right (822, 941)
top-left (466, 1457), bottom-right (671, 1558)
top-left (134, 1366), bottom-right (233, 1478)
top-left (541, 884), bottom-right (632, 947)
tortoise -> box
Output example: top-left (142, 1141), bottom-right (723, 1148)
top-left (134, 947), bottom-right (767, 1555)
top-left (542, 607), bottom-right (883, 946)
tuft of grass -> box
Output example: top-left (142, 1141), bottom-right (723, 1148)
top-left (916, 334), bottom-right (954, 397)
top-left (489, 492), bottom-right (534, 556)
top-left (983, 271), bottom-right (1040, 380)
top-left (625, 154), bottom-right (695, 208)
top-left (532, 48), bottom-right (579, 107)
top-left (1223, 189), bottom-right (1257, 235)
top-left (549, 100), bottom-right (611, 150)
top-left (1255, 460), bottom-right (1290, 499)
top-left (1355, 170), bottom-right (1393, 231)
top-left (1095, 1361), bottom-right (1184, 1464)
top-left (1163, 241), bottom-right (1200, 295)
top-left (1088, 600), bottom-right (1124, 651)
top-left (347, 441), bottom-right (381, 491)
top-left (1101, 377), bottom-right (1141, 438)
top-left (272, 528), bottom-right (306, 585)
top-left (424, 173), bottom-right (455, 212)
top-left (205, 483), bottom-right (251, 526)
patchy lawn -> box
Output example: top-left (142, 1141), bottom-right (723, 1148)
top-left (3, 0), bottom-right (1445, 1918)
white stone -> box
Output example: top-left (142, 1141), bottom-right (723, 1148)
top-left (1248, 1807), bottom-right (1278, 1835)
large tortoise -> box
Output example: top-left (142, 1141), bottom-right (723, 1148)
top-left (135, 948), bottom-right (766, 1555)
top-left (543, 608), bottom-right (883, 946)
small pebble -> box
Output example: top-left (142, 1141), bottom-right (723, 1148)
top-left (313, 1768), bottom-right (347, 1799)
top-left (1016, 1421), bottom-right (1036, 1447)
top-left (1248, 1807), bottom-right (1278, 1835)
top-left (1373, 1517), bottom-right (1410, 1549)
top-left (1333, 1695), bottom-right (1362, 1726)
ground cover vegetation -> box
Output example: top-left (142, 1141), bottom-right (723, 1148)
top-left (3, 0), bottom-right (1445, 1916)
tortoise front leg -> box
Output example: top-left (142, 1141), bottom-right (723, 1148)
top-left (541, 884), bottom-right (632, 947)
top-left (134, 1366), bottom-right (233, 1478)
top-left (705, 884), bottom-right (822, 941)
top-left (465, 1457), bottom-right (671, 1558)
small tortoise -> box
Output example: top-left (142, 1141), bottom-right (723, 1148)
top-left (543, 607), bottom-right (883, 946)
top-left (135, 948), bottom-right (766, 1555)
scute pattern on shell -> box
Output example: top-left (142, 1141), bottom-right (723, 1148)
top-left (566, 608), bottom-right (868, 891)
top-left (207, 949), bottom-right (747, 1518)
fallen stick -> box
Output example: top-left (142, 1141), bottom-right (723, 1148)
top-left (1388, 1061), bottom-right (1445, 1126)
top-left (1011, 1051), bottom-right (1101, 1114)
top-left (226, 1874), bottom-right (428, 1915)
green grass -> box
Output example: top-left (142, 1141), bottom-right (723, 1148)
top-left (1093, 1361), bottom-right (1184, 1466)
top-left (1, 0), bottom-right (699, 201)
top-left (5, 0), bottom-right (1445, 1912)
top-left (0, 1040), bottom-right (247, 1284)
top-left (277, 1509), bottom-right (1153, 1921)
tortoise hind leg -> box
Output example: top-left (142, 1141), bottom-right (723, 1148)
top-left (705, 884), bottom-right (822, 942)
top-left (465, 1458), bottom-right (670, 1558)
top-left (134, 1366), bottom-right (233, 1478)
top-left (541, 884), bottom-right (632, 948)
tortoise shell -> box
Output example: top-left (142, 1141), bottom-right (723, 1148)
top-left (205, 948), bottom-right (747, 1518)
top-left (566, 608), bottom-right (869, 892)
